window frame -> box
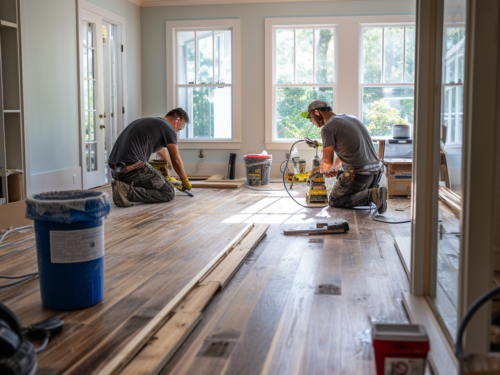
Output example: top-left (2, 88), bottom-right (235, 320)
top-left (265, 16), bottom-right (415, 151)
top-left (166, 19), bottom-right (241, 149)
top-left (358, 23), bottom-right (416, 139)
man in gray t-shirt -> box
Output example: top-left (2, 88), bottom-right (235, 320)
top-left (301, 100), bottom-right (387, 213)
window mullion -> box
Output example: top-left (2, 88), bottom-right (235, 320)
top-left (195, 31), bottom-right (198, 84)
top-left (381, 27), bottom-right (385, 83)
top-left (212, 31), bottom-right (215, 84)
top-left (313, 28), bottom-right (316, 83)
top-left (293, 29), bottom-right (296, 84)
top-left (403, 27), bottom-right (406, 83)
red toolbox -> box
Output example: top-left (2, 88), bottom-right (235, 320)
top-left (372, 324), bottom-right (430, 375)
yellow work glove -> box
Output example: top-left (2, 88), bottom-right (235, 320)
top-left (182, 178), bottom-right (192, 191)
top-left (166, 176), bottom-right (177, 182)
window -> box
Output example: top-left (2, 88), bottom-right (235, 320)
top-left (166, 20), bottom-right (241, 147)
top-left (361, 26), bottom-right (415, 137)
top-left (273, 27), bottom-right (336, 140)
top-left (441, 26), bottom-right (465, 145)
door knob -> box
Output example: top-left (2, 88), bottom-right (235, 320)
top-left (100, 125), bottom-right (105, 129)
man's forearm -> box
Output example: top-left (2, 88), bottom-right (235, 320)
top-left (172, 157), bottom-right (187, 180)
top-left (321, 159), bottom-right (333, 173)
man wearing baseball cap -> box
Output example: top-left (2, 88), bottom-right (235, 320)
top-left (301, 100), bottom-right (387, 213)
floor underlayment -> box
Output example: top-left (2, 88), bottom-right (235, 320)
top-left (0, 186), bottom-right (434, 375)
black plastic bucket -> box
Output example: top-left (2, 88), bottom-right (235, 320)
top-left (244, 154), bottom-right (272, 186)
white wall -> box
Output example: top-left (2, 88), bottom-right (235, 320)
top-left (140, 1), bottom-right (416, 177)
top-left (24, 0), bottom-right (141, 193)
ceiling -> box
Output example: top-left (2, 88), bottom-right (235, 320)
top-left (130, 0), bottom-right (357, 7)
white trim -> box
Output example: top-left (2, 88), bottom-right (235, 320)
top-left (140, 0), bottom-right (381, 6)
top-left (30, 167), bottom-right (83, 195)
top-left (264, 15), bottom-right (415, 149)
top-left (402, 293), bottom-right (458, 375)
top-left (166, 19), bottom-right (241, 146)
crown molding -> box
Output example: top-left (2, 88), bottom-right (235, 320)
top-left (139, 0), bottom-right (347, 6)
top-left (128, 0), bottom-right (143, 6)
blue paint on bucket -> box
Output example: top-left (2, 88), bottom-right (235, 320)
top-left (25, 191), bottom-right (110, 310)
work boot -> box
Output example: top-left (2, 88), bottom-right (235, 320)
top-left (370, 186), bottom-right (387, 214)
top-left (111, 180), bottom-right (132, 207)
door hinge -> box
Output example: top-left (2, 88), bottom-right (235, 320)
top-left (121, 45), bottom-right (124, 52)
top-left (122, 107), bottom-right (125, 114)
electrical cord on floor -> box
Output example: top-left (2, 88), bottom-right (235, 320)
top-left (34, 336), bottom-right (49, 354)
top-left (0, 226), bottom-right (39, 288)
top-left (282, 141), bottom-right (412, 223)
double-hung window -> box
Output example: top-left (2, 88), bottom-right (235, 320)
top-left (271, 26), bottom-right (336, 141)
top-left (166, 20), bottom-right (241, 148)
top-left (360, 25), bottom-right (416, 137)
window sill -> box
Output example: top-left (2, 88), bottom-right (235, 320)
top-left (178, 140), bottom-right (241, 150)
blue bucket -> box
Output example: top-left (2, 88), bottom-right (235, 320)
top-left (25, 190), bottom-right (110, 310)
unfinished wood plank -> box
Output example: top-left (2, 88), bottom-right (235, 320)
top-left (79, 224), bottom-right (255, 375)
top-left (191, 181), bottom-right (245, 189)
top-left (174, 282), bottom-right (221, 314)
top-left (394, 237), bottom-right (411, 279)
top-left (203, 224), bottom-right (269, 288)
top-left (121, 312), bottom-right (202, 375)
top-left (206, 174), bottom-right (226, 181)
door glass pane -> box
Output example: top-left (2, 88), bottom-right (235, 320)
top-left (276, 86), bottom-right (333, 139)
top-left (362, 86), bottom-right (414, 136)
top-left (88, 22), bottom-right (94, 47)
top-left (431, 0), bottom-right (466, 340)
top-left (405, 27), bottom-right (416, 83)
top-left (315, 28), bottom-right (335, 84)
top-left (214, 30), bottom-right (231, 84)
top-left (89, 111), bottom-right (95, 142)
top-left (88, 48), bottom-right (95, 79)
top-left (177, 87), bottom-right (232, 139)
top-left (384, 27), bottom-right (404, 83)
top-left (86, 144), bottom-right (90, 172)
top-left (363, 28), bottom-right (382, 83)
top-left (90, 143), bottom-right (97, 171)
top-left (276, 29), bottom-right (294, 84)
top-left (296, 29), bottom-right (313, 84)
top-left (197, 31), bottom-right (213, 84)
top-left (178, 31), bottom-right (195, 85)
top-left (83, 47), bottom-right (88, 78)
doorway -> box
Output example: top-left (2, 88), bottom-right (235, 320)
top-left (78, 3), bottom-right (125, 189)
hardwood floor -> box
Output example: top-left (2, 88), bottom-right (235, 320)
top-left (0, 186), bottom-right (418, 374)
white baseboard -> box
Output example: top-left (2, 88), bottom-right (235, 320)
top-left (30, 167), bottom-right (82, 195)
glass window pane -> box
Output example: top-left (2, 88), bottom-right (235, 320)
top-left (89, 80), bottom-right (95, 110)
top-left (90, 143), bottom-right (97, 171)
top-left (85, 111), bottom-right (90, 142)
top-left (88, 48), bottom-right (94, 79)
top-left (276, 86), bottom-right (333, 139)
top-left (83, 47), bottom-right (88, 78)
top-left (197, 31), bottom-right (213, 84)
top-left (86, 144), bottom-right (90, 172)
top-left (296, 29), bottom-right (313, 84)
top-left (89, 111), bottom-right (95, 142)
top-left (405, 27), bottom-right (416, 83)
top-left (363, 28), bottom-right (382, 83)
top-left (177, 87), bottom-right (232, 139)
top-left (177, 31), bottom-right (195, 85)
top-left (276, 29), bottom-right (294, 84)
top-left (88, 23), bottom-right (94, 48)
top-left (432, 0), bottom-right (466, 341)
top-left (84, 80), bottom-right (89, 111)
top-left (315, 28), bottom-right (335, 84)
top-left (214, 30), bottom-right (232, 84)
top-left (362, 86), bottom-right (414, 136)
top-left (384, 27), bottom-right (404, 83)
top-left (83, 22), bottom-right (88, 46)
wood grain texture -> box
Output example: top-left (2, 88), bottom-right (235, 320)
top-left (121, 312), bottom-right (202, 375)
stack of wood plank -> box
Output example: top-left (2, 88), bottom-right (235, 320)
top-left (438, 185), bottom-right (461, 217)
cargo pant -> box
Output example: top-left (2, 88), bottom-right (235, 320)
top-left (111, 162), bottom-right (175, 204)
top-left (328, 170), bottom-right (381, 208)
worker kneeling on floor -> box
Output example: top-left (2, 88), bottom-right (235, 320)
top-left (302, 100), bottom-right (387, 213)
top-left (108, 108), bottom-right (192, 207)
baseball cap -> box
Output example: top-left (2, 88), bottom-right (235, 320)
top-left (300, 100), bottom-right (330, 119)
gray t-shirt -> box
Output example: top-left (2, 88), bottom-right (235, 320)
top-left (321, 114), bottom-right (381, 171)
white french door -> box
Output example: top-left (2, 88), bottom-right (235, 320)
top-left (80, 9), bottom-right (106, 189)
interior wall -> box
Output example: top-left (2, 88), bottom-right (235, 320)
top-left (24, 0), bottom-right (141, 193)
top-left (141, 0), bottom-right (416, 177)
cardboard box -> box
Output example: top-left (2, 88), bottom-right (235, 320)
top-left (388, 179), bottom-right (412, 196)
top-left (0, 200), bottom-right (33, 232)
